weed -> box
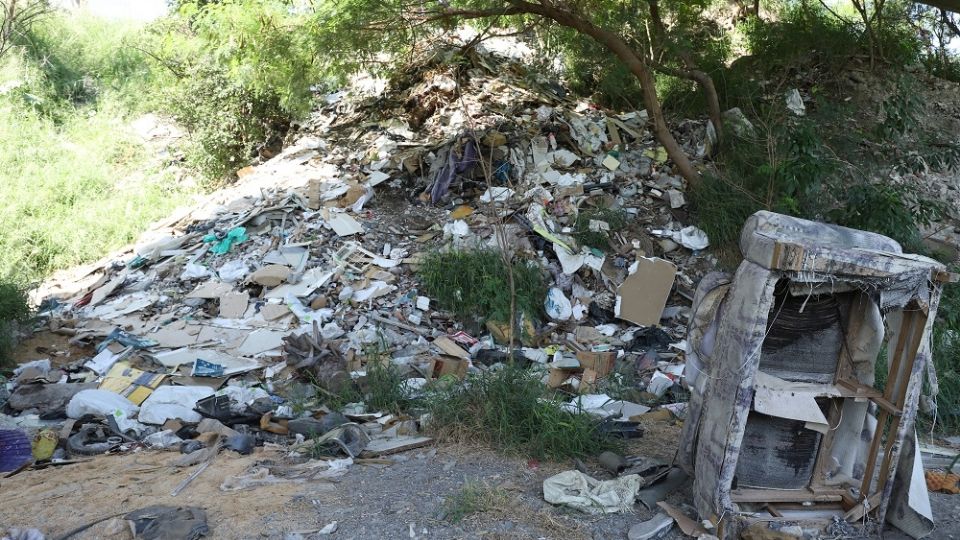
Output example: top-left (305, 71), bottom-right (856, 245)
top-left (572, 207), bottom-right (627, 252)
top-left (365, 362), bottom-right (415, 414)
top-left (441, 481), bottom-right (507, 523)
top-left (418, 249), bottom-right (546, 324)
top-left (424, 364), bottom-right (615, 460)
top-left (0, 281), bottom-right (31, 369)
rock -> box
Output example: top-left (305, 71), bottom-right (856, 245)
top-left (722, 107), bottom-right (756, 139)
top-left (628, 513), bottom-right (674, 540)
top-left (8, 383), bottom-right (97, 416)
top-left (598, 451), bottom-right (628, 475)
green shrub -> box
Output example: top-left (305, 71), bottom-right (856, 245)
top-left (160, 63), bottom-right (289, 181)
top-left (828, 182), bottom-right (944, 251)
top-left (418, 249), bottom-right (547, 324)
top-left (0, 281), bottom-right (31, 368)
top-left (572, 207), bottom-right (627, 252)
top-left (140, 0), bottom-right (330, 179)
top-left (425, 365), bottom-right (615, 459)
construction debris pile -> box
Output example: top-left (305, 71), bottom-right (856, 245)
top-left (4, 40), bottom-right (953, 540)
top-left (1, 42), bottom-right (711, 477)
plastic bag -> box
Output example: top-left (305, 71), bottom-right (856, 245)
top-left (66, 389), bottom-right (139, 419)
top-left (139, 386), bottom-right (214, 424)
top-left (544, 287), bottom-right (573, 321)
top-left (143, 429), bottom-right (184, 449)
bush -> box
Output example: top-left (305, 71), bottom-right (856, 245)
top-left (425, 365), bottom-right (616, 459)
top-left (418, 249), bottom-right (547, 324)
top-left (161, 63), bottom-right (289, 181)
top-left (0, 281), bottom-right (31, 368)
top-left (142, 0), bottom-right (327, 180)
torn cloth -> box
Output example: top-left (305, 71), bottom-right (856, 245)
top-left (430, 138), bottom-right (478, 204)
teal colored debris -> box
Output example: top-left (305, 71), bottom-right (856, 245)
top-left (203, 227), bottom-right (248, 255)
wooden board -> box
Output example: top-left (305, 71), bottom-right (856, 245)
top-left (360, 436), bottom-right (432, 457)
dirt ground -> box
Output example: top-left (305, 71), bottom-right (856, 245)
top-left (2, 420), bottom-right (959, 540)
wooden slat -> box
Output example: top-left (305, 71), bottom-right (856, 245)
top-left (730, 488), bottom-right (846, 503)
top-left (876, 309), bottom-right (927, 495)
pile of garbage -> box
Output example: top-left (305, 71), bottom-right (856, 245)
top-left (2, 42), bottom-right (712, 477)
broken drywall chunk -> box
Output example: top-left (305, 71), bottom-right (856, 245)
top-left (219, 291), bottom-right (249, 319)
top-left (249, 265), bottom-right (291, 287)
top-left (325, 211), bottom-right (364, 236)
top-left (186, 281), bottom-right (234, 299)
top-left (236, 329), bottom-right (286, 355)
top-left (264, 267), bottom-right (334, 299)
top-left (260, 302), bottom-right (291, 321)
top-left (615, 257), bottom-right (677, 326)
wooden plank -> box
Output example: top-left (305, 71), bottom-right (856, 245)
top-left (876, 309), bottom-right (927, 495)
top-left (834, 380), bottom-right (901, 415)
top-left (843, 493), bottom-right (882, 522)
top-left (730, 488), bottom-right (845, 503)
top-left (360, 436), bottom-right (432, 457)
top-left (860, 310), bottom-right (915, 498)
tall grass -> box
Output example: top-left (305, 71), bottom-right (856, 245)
top-left (0, 14), bottom-right (193, 283)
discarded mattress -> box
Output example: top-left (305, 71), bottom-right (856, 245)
top-left (679, 211), bottom-right (949, 539)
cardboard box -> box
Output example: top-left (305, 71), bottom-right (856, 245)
top-left (576, 350), bottom-right (616, 377)
top-left (548, 367), bottom-right (581, 388)
top-left (430, 355), bottom-right (468, 379)
top-left (580, 368), bottom-right (599, 393)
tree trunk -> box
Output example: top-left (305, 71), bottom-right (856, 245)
top-left (507, 0), bottom-right (702, 187)
top-left (646, 0), bottom-right (724, 144)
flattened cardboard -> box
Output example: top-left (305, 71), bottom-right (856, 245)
top-left (615, 257), bottom-right (676, 326)
top-left (99, 362), bottom-right (166, 405)
top-left (580, 368), bottom-right (599, 393)
top-left (219, 291), bottom-right (249, 319)
top-left (432, 336), bottom-right (469, 359)
top-left (548, 367), bottom-right (580, 388)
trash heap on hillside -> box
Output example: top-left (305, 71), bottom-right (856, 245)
top-left (0, 42), bottom-right (716, 470)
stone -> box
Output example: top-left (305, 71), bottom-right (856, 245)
top-left (8, 383), bottom-right (97, 417)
